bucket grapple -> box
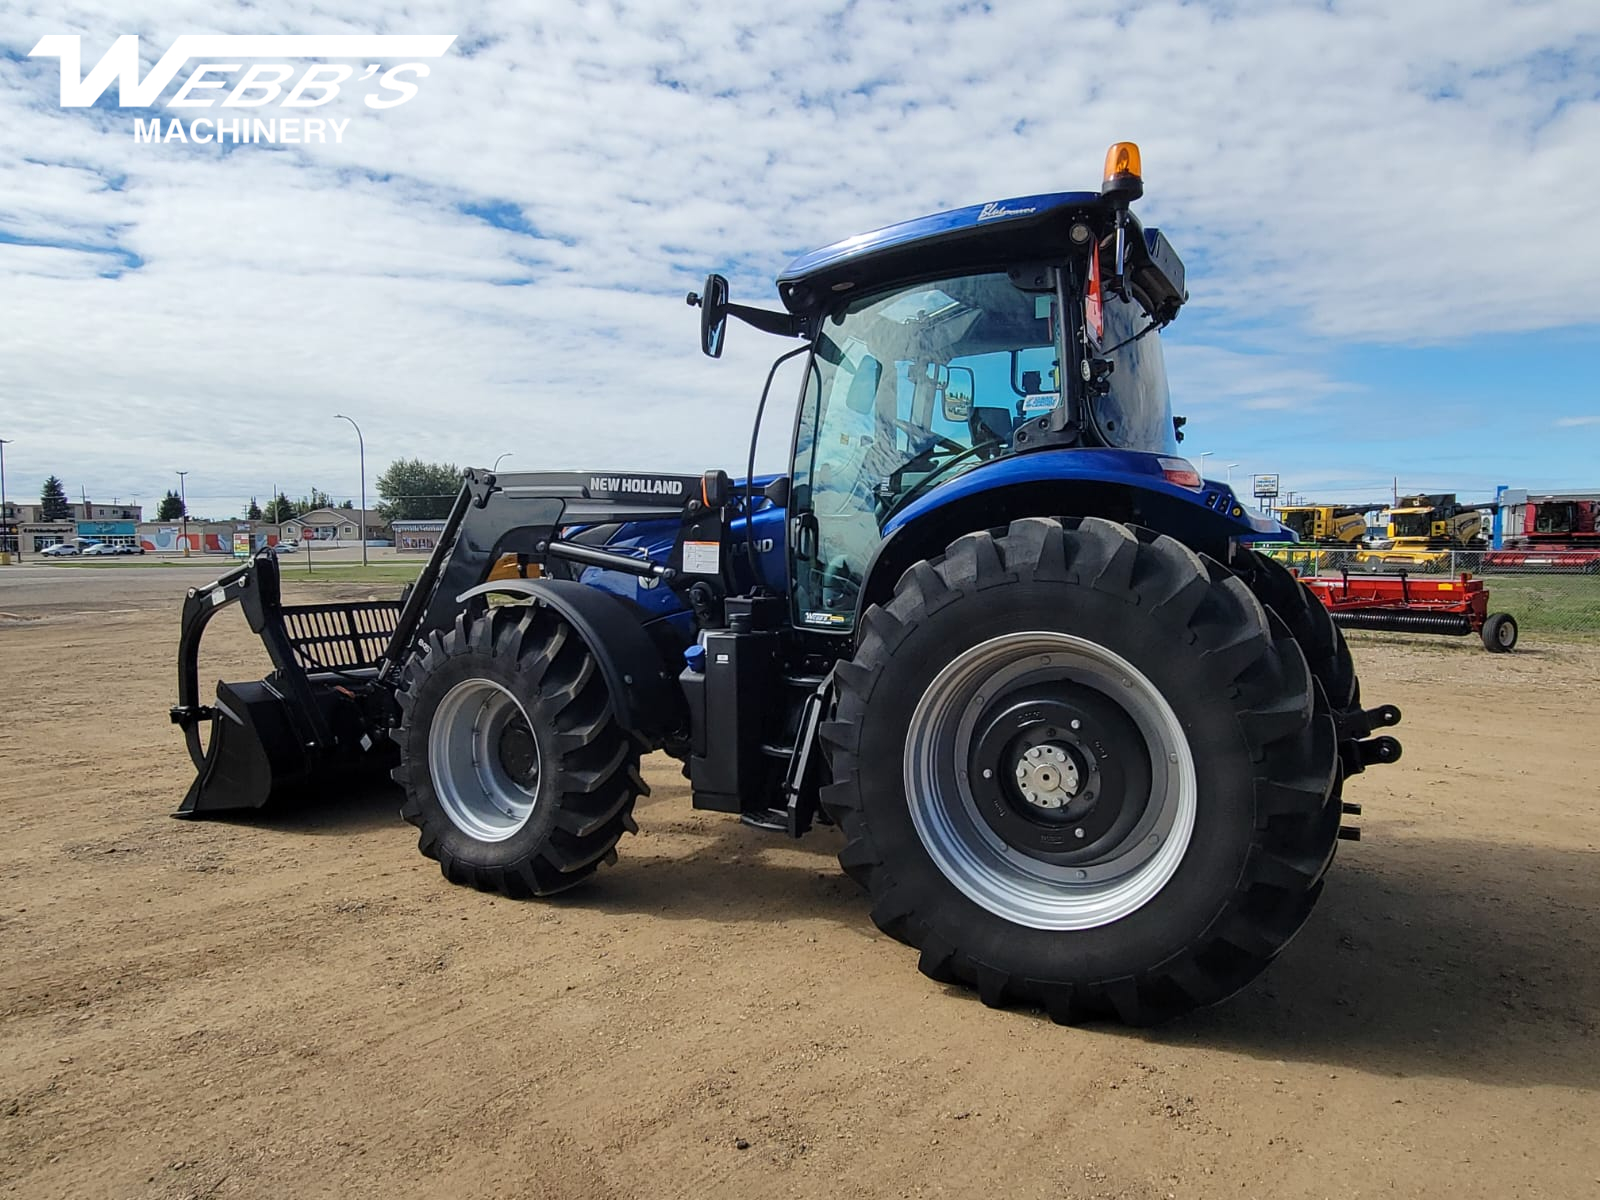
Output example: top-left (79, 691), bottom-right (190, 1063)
top-left (170, 552), bottom-right (402, 814)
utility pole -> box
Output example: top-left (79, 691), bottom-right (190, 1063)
top-left (177, 470), bottom-right (189, 557)
top-left (0, 437), bottom-right (12, 561)
top-left (333, 413), bottom-right (368, 568)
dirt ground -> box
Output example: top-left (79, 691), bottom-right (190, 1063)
top-left (2, 571), bottom-right (1597, 1200)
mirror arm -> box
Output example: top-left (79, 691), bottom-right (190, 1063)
top-left (726, 302), bottom-right (806, 338)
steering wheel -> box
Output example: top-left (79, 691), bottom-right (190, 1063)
top-left (893, 418), bottom-right (965, 458)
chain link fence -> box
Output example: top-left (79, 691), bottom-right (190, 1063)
top-left (1263, 545), bottom-right (1600, 645)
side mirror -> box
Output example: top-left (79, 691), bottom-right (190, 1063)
top-left (844, 355), bottom-right (883, 414)
top-left (687, 273), bottom-right (730, 358)
top-left (940, 365), bottom-right (976, 422)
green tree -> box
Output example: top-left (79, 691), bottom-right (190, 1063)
top-left (263, 493), bottom-right (296, 523)
top-left (156, 489), bottom-right (186, 520)
top-left (295, 487), bottom-right (332, 513)
top-left (246, 497), bottom-right (263, 521)
top-left (40, 476), bottom-right (71, 521)
top-left (376, 458), bottom-right (460, 521)
top-left (338, 499), bottom-right (355, 510)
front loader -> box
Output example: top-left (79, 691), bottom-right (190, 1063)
top-left (173, 143), bottom-right (1402, 1025)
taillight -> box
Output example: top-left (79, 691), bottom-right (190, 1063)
top-left (1159, 457), bottom-right (1202, 489)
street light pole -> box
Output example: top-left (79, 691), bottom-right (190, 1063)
top-left (1225, 462), bottom-right (1240, 486)
top-left (0, 438), bottom-right (12, 561)
top-left (1196, 450), bottom-right (1213, 480)
top-left (492, 452), bottom-right (512, 472)
top-left (176, 470), bottom-right (189, 557)
top-left (333, 413), bottom-right (368, 568)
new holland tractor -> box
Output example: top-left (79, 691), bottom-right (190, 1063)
top-left (172, 144), bottom-right (1402, 1024)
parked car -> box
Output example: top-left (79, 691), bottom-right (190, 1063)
top-left (270, 541), bottom-right (297, 554)
top-left (114, 544), bottom-right (145, 555)
top-left (40, 542), bottom-right (80, 556)
top-left (81, 542), bottom-right (120, 556)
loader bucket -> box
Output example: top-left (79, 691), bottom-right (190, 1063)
top-left (171, 553), bottom-right (402, 817)
top-left (179, 679), bottom-right (313, 815)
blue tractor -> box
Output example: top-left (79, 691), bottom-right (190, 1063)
top-left (172, 143), bottom-right (1401, 1023)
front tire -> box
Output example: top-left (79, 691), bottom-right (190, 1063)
top-left (821, 518), bottom-right (1339, 1024)
top-left (393, 604), bottom-right (647, 897)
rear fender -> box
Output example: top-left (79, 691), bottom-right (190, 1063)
top-left (453, 578), bottom-right (686, 747)
top-left (859, 451), bottom-right (1283, 620)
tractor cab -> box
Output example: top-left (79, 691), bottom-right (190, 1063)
top-left (695, 144), bottom-right (1196, 624)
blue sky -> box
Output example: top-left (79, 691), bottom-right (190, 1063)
top-left (0, 0), bottom-right (1597, 518)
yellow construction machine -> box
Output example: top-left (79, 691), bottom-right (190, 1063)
top-left (1268, 503), bottom-right (1380, 571)
top-left (1355, 493), bottom-right (1491, 572)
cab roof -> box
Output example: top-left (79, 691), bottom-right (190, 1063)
top-left (775, 190), bottom-right (1185, 320)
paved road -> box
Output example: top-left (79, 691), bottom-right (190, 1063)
top-left (0, 563), bottom-right (226, 615)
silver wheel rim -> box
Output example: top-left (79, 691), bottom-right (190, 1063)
top-left (428, 679), bottom-right (540, 842)
top-left (903, 631), bottom-right (1197, 930)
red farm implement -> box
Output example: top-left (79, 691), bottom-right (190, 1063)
top-left (1482, 548), bottom-right (1600, 574)
top-left (1302, 571), bottom-right (1518, 652)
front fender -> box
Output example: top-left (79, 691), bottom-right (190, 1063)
top-left (454, 578), bottom-right (685, 746)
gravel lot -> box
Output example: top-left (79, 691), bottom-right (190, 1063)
top-left (2, 567), bottom-right (1596, 1199)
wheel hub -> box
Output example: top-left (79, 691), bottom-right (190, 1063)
top-left (903, 632), bottom-right (1197, 931)
top-left (1012, 743), bottom-right (1080, 810)
top-left (428, 678), bottom-right (541, 843)
top-left (497, 721), bottom-right (540, 790)
top-left (968, 692), bottom-right (1145, 863)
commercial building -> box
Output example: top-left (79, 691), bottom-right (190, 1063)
top-left (392, 519), bottom-right (448, 553)
top-left (138, 522), bottom-right (282, 554)
top-left (4, 500), bottom-right (145, 553)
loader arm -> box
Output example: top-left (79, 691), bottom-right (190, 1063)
top-left (171, 466), bottom-right (747, 816)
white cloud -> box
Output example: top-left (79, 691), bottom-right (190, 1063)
top-left (1555, 415), bottom-right (1600, 427)
top-left (0, 0), bottom-right (1598, 514)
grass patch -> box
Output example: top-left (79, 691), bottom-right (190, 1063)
top-left (1480, 573), bottom-right (1600, 639)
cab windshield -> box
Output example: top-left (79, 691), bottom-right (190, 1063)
top-left (1391, 512), bottom-right (1434, 539)
top-left (1279, 510), bottom-right (1318, 540)
top-left (788, 265), bottom-right (1177, 625)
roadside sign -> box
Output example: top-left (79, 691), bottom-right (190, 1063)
top-left (1253, 474), bottom-right (1280, 500)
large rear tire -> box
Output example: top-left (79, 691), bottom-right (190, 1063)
top-left (393, 604), bottom-right (646, 897)
top-left (1232, 548), bottom-right (1358, 709)
top-left (821, 518), bottom-right (1340, 1024)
